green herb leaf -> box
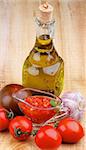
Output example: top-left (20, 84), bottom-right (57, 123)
top-left (50, 99), bottom-right (57, 107)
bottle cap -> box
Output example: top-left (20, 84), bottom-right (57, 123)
top-left (38, 2), bottom-right (53, 23)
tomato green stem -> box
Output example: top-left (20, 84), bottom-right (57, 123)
top-left (31, 130), bottom-right (38, 136)
top-left (14, 127), bottom-right (29, 137)
top-left (54, 122), bottom-right (58, 128)
top-left (7, 111), bottom-right (14, 120)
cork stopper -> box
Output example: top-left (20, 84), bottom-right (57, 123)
top-left (38, 2), bottom-right (53, 23)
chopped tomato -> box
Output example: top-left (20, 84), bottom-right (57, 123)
top-left (18, 96), bottom-right (58, 124)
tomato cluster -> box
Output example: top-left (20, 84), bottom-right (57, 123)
top-left (35, 118), bottom-right (84, 149)
top-left (0, 105), bottom-right (84, 149)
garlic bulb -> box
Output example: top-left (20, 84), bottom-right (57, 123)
top-left (61, 92), bottom-right (86, 120)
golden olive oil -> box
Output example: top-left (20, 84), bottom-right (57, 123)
top-left (22, 34), bottom-right (64, 96)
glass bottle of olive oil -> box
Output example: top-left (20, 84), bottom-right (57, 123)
top-left (22, 2), bottom-right (64, 96)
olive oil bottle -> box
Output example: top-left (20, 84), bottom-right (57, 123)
top-left (22, 2), bottom-right (64, 96)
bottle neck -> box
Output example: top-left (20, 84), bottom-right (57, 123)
top-left (34, 18), bottom-right (55, 52)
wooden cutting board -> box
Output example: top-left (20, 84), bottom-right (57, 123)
top-left (0, 0), bottom-right (86, 149)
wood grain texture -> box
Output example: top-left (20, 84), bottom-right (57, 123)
top-left (0, 0), bottom-right (86, 149)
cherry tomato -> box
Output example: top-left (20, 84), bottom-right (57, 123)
top-left (57, 117), bottom-right (84, 143)
top-left (35, 125), bottom-right (62, 149)
top-left (18, 96), bottom-right (58, 124)
top-left (0, 106), bottom-right (14, 131)
top-left (9, 116), bottom-right (32, 141)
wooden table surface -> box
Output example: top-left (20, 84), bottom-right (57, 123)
top-left (0, 0), bottom-right (86, 149)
